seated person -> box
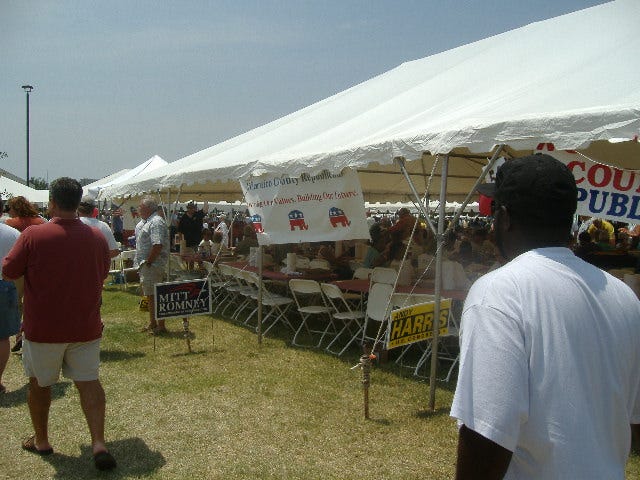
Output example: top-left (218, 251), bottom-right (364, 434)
top-left (573, 230), bottom-right (602, 260)
top-left (235, 225), bottom-right (259, 256)
top-left (317, 241), bottom-right (352, 279)
top-left (210, 231), bottom-right (228, 260)
top-left (362, 236), bottom-right (388, 269)
top-left (383, 231), bottom-right (415, 286)
top-left (587, 218), bottom-right (615, 247)
top-left (595, 230), bottom-right (615, 251)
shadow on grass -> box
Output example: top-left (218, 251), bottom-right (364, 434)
top-left (41, 436), bottom-right (165, 479)
top-left (0, 381), bottom-right (72, 409)
top-left (100, 349), bottom-right (145, 362)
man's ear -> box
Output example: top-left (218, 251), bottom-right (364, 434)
top-left (499, 205), bottom-right (512, 231)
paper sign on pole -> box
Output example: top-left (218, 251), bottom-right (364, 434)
top-left (240, 168), bottom-right (370, 245)
top-left (536, 144), bottom-right (640, 224)
top-left (387, 299), bottom-right (451, 350)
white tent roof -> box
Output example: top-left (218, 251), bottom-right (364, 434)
top-left (0, 175), bottom-right (49, 204)
top-left (100, 0), bottom-right (639, 202)
top-left (83, 169), bottom-right (131, 196)
top-left (92, 155), bottom-right (167, 199)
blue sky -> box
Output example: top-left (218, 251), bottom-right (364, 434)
top-left (0, 0), bottom-right (605, 183)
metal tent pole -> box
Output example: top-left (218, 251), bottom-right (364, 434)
top-left (429, 154), bottom-right (449, 410)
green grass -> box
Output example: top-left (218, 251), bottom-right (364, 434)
top-left (1, 284), bottom-right (638, 479)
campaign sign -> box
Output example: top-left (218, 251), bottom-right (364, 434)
top-left (154, 278), bottom-right (211, 320)
top-left (387, 299), bottom-right (451, 350)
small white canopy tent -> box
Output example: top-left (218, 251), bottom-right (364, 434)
top-left (0, 175), bottom-right (49, 204)
top-left (87, 155), bottom-right (167, 199)
top-left (100, 0), bottom-right (639, 204)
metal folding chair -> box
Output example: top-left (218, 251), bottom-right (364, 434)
top-left (321, 282), bottom-right (365, 356)
top-left (289, 279), bottom-right (335, 348)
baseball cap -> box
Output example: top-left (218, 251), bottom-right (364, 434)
top-left (491, 154), bottom-right (577, 226)
top-left (79, 195), bottom-right (96, 208)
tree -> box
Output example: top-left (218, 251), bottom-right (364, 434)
top-left (29, 177), bottom-right (48, 190)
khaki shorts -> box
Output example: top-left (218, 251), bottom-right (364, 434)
top-left (22, 338), bottom-right (101, 387)
top-left (139, 264), bottom-right (166, 296)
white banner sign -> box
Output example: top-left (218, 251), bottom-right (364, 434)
top-left (536, 144), bottom-right (640, 223)
top-left (240, 169), bottom-right (370, 245)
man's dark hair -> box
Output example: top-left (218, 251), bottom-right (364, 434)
top-left (49, 177), bottom-right (83, 211)
top-left (495, 154), bottom-right (577, 233)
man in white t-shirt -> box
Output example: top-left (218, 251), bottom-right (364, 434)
top-left (77, 197), bottom-right (120, 258)
top-left (451, 154), bottom-right (640, 479)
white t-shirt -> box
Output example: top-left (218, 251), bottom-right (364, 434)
top-left (214, 221), bottom-right (229, 247)
top-left (451, 247), bottom-right (640, 479)
top-left (79, 216), bottom-right (120, 251)
top-left (0, 223), bottom-right (20, 280)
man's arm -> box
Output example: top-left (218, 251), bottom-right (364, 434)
top-left (456, 425), bottom-right (513, 480)
top-left (145, 244), bottom-right (163, 265)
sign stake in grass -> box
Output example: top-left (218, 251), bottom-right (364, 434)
top-left (351, 349), bottom-right (376, 419)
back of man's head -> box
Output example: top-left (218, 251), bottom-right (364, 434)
top-left (495, 154), bottom-right (577, 234)
top-left (50, 177), bottom-right (83, 212)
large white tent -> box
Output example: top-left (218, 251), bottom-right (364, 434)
top-left (100, 0), bottom-right (639, 204)
top-left (0, 175), bottom-right (49, 204)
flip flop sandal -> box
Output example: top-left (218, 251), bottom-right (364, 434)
top-left (21, 435), bottom-right (53, 456)
top-left (94, 451), bottom-right (117, 471)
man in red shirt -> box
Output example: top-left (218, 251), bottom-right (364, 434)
top-left (2, 177), bottom-right (116, 471)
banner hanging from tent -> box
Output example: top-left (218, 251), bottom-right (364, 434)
top-left (240, 168), bottom-right (370, 245)
top-left (536, 144), bottom-right (640, 224)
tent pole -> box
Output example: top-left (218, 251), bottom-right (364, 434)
top-left (397, 157), bottom-right (438, 237)
top-left (449, 145), bottom-right (504, 227)
top-left (429, 154), bottom-right (448, 410)
top-left (257, 245), bottom-right (264, 344)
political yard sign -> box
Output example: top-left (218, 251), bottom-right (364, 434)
top-left (154, 278), bottom-right (211, 320)
top-left (387, 299), bottom-right (451, 350)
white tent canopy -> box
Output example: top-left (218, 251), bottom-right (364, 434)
top-left (0, 175), bottom-right (49, 204)
top-left (91, 155), bottom-right (167, 200)
top-left (100, 0), bottom-right (639, 205)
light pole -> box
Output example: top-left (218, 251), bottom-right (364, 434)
top-left (22, 85), bottom-right (34, 187)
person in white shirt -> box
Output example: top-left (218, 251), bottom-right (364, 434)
top-left (77, 197), bottom-right (120, 258)
top-left (451, 155), bottom-right (640, 479)
top-left (0, 196), bottom-right (20, 394)
top-left (214, 214), bottom-right (230, 248)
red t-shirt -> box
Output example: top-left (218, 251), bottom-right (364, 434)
top-left (2, 217), bottom-right (110, 343)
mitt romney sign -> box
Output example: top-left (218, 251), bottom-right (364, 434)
top-left (154, 278), bottom-right (211, 320)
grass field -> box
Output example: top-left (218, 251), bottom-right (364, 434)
top-left (1, 283), bottom-right (638, 479)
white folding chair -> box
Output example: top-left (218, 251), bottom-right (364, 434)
top-left (244, 271), bottom-right (295, 335)
top-left (321, 283), bottom-right (365, 356)
top-left (108, 253), bottom-right (124, 288)
top-left (119, 250), bottom-right (138, 289)
top-left (289, 279), bottom-right (335, 348)
top-left (217, 263), bottom-right (246, 318)
top-left (309, 258), bottom-right (331, 270)
top-left (202, 261), bottom-right (230, 313)
top-left (369, 267), bottom-right (398, 286)
top-left (360, 282), bottom-right (394, 353)
top-left (352, 267), bottom-right (373, 280)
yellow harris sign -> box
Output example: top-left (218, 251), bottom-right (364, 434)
top-left (387, 299), bottom-right (451, 350)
